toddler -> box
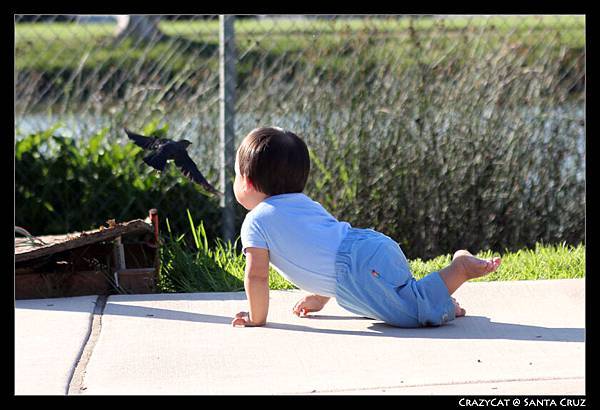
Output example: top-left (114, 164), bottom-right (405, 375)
top-left (231, 127), bottom-right (501, 328)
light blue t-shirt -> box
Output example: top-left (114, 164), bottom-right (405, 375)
top-left (241, 193), bottom-right (351, 298)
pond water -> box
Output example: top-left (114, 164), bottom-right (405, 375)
top-left (15, 103), bottom-right (585, 183)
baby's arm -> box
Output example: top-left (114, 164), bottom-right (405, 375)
top-left (232, 247), bottom-right (270, 327)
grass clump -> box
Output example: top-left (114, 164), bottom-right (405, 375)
top-left (158, 212), bottom-right (585, 293)
top-left (157, 210), bottom-right (295, 293)
top-left (409, 242), bottom-right (585, 281)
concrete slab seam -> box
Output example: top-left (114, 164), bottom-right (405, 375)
top-left (288, 376), bottom-right (585, 395)
top-left (66, 295), bottom-right (108, 395)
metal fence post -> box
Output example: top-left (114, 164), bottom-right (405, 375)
top-left (219, 15), bottom-right (236, 243)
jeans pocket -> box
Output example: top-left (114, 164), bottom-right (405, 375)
top-left (365, 239), bottom-right (412, 288)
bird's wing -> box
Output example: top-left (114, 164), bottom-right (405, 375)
top-left (124, 128), bottom-right (168, 150)
top-left (143, 150), bottom-right (168, 171)
top-left (174, 151), bottom-right (222, 195)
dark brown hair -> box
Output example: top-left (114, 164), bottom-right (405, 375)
top-left (237, 127), bottom-right (310, 196)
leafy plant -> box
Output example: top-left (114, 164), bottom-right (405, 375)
top-left (15, 124), bottom-right (227, 240)
top-left (157, 209), bottom-right (296, 293)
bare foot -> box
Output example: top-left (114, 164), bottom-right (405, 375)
top-left (452, 250), bottom-right (501, 280)
top-left (452, 297), bottom-right (466, 317)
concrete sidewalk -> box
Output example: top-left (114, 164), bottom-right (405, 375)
top-left (15, 279), bottom-right (585, 395)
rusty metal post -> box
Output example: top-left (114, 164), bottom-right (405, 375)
top-left (112, 236), bottom-right (126, 288)
top-left (148, 208), bottom-right (159, 245)
top-left (148, 208), bottom-right (161, 277)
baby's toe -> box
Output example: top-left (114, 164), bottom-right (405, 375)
top-left (489, 258), bottom-right (501, 271)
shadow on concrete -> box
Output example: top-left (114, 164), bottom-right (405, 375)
top-left (365, 317), bottom-right (585, 342)
top-left (266, 315), bottom-right (584, 343)
top-left (16, 294), bottom-right (584, 343)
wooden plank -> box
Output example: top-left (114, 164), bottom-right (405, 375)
top-left (15, 270), bottom-right (114, 299)
top-left (15, 267), bottom-right (158, 299)
top-left (117, 268), bottom-right (157, 294)
top-left (117, 268), bottom-right (156, 275)
top-left (15, 220), bottom-right (153, 263)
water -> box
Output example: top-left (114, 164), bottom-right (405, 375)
top-left (15, 104), bottom-right (585, 182)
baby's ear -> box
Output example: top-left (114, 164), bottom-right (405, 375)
top-left (244, 176), bottom-right (254, 190)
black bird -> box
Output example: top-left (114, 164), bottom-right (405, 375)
top-left (124, 128), bottom-right (222, 196)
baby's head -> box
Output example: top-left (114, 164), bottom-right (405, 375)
top-left (234, 126), bottom-right (310, 210)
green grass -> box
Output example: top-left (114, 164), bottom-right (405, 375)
top-left (14, 15), bottom-right (585, 118)
top-left (158, 211), bottom-right (585, 293)
top-left (157, 210), bottom-right (296, 293)
top-left (15, 15), bottom-right (584, 75)
top-left (409, 242), bottom-right (585, 282)
top-left (163, 15), bottom-right (585, 48)
top-left (15, 15), bottom-right (585, 40)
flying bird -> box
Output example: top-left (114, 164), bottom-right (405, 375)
top-left (124, 128), bottom-right (222, 196)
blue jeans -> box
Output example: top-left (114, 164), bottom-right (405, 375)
top-left (334, 227), bottom-right (456, 327)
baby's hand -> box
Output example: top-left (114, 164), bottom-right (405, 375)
top-left (292, 294), bottom-right (330, 317)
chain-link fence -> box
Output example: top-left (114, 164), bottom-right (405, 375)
top-left (15, 14), bottom-right (585, 259)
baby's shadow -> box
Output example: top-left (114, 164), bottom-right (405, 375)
top-left (262, 314), bottom-right (584, 342)
top-left (17, 298), bottom-right (583, 343)
top-left (303, 315), bottom-right (367, 321)
top-left (364, 315), bottom-right (585, 342)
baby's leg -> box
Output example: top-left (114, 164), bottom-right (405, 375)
top-left (438, 250), bottom-right (501, 295)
